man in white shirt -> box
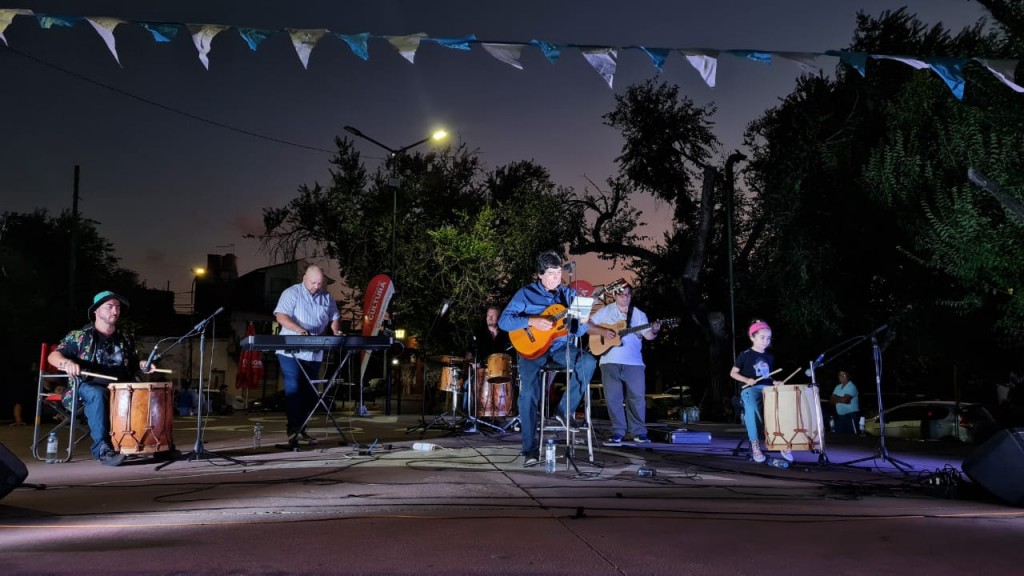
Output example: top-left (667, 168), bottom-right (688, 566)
top-left (587, 284), bottom-right (660, 445)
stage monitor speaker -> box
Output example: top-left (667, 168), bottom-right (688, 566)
top-left (0, 442), bottom-right (29, 501)
top-left (962, 428), bottom-right (1024, 507)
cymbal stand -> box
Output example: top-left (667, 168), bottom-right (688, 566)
top-left (418, 361), bottom-right (466, 434)
top-left (501, 368), bottom-right (523, 433)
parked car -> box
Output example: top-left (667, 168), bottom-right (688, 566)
top-left (863, 401), bottom-right (994, 443)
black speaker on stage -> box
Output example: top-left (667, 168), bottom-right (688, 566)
top-left (0, 442), bottom-right (29, 501)
top-left (962, 428), bottom-right (1024, 507)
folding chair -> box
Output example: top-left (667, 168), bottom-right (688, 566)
top-left (30, 343), bottom-right (88, 462)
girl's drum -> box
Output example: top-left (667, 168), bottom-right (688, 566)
top-left (108, 382), bottom-right (174, 454)
top-left (485, 353), bottom-right (512, 384)
top-left (762, 385), bottom-right (823, 451)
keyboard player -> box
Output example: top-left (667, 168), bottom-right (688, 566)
top-left (273, 265), bottom-right (342, 448)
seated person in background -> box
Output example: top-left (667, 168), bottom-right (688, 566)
top-left (830, 369), bottom-right (860, 434)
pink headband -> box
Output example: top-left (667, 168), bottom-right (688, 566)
top-left (748, 321), bottom-right (771, 337)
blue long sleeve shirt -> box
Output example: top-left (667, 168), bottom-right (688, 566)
top-left (499, 281), bottom-right (589, 352)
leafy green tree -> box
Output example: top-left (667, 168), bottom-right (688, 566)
top-left (257, 140), bottom-right (584, 353)
top-left (740, 6), bottom-right (1024, 397)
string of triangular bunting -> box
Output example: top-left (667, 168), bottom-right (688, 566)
top-left (1, 8), bottom-right (1021, 99)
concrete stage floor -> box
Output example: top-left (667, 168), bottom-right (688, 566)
top-left (2, 407), bottom-right (1022, 575)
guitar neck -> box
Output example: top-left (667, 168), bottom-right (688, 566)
top-left (619, 321), bottom-right (657, 337)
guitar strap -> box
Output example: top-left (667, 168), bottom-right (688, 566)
top-left (626, 303), bottom-right (635, 333)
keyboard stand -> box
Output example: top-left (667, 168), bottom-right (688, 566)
top-left (288, 349), bottom-right (356, 448)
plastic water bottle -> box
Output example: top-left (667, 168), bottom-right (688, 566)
top-left (544, 438), bottom-right (557, 474)
top-left (253, 423), bottom-right (263, 449)
top-left (767, 457), bottom-right (789, 469)
top-left (858, 416), bottom-right (866, 435)
top-left (829, 415), bottom-right (836, 432)
top-left (46, 432), bottom-right (58, 464)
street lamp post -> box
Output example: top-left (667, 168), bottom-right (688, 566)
top-left (187, 267), bottom-right (206, 387)
top-left (342, 125), bottom-right (448, 285)
top-left (342, 125), bottom-right (447, 416)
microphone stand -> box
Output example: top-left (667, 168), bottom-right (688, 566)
top-left (157, 310), bottom-right (245, 470)
top-left (838, 326), bottom-right (912, 473)
top-left (406, 301), bottom-right (455, 435)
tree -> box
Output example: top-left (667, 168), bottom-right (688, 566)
top-left (0, 210), bottom-right (139, 414)
top-left (256, 140), bottom-right (585, 353)
top-left (740, 6), bottom-right (1024, 397)
top-left (574, 79), bottom-right (738, 410)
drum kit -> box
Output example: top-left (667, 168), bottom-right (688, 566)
top-left (424, 352), bottom-right (519, 434)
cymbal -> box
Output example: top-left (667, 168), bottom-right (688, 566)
top-left (430, 355), bottom-right (466, 365)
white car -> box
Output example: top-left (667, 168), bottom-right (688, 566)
top-left (863, 401), bottom-right (994, 443)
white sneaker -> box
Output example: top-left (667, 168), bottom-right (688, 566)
top-left (750, 441), bottom-right (766, 463)
top-left (779, 449), bottom-right (793, 462)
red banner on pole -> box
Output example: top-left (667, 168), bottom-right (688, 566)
top-left (360, 274), bottom-right (394, 382)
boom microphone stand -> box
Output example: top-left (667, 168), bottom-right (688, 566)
top-left (406, 300), bottom-right (456, 435)
top-left (838, 325), bottom-right (912, 473)
top-left (158, 309), bottom-right (245, 470)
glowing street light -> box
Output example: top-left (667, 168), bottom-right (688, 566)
top-left (187, 266), bottom-right (206, 385)
top-left (341, 125), bottom-right (449, 283)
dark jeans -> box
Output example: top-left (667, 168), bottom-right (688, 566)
top-left (516, 344), bottom-right (596, 457)
top-left (835, 410), bottom-right (861, 434)
top-left (75, 382), bottom-right (113, 458)
top-left (278, 355), bottom-right (321, 432)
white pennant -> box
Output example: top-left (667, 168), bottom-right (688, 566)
top-left (775, 51), bottom-right (820, 74)
top-left (288, 28), bottom-right (327, 69)
top-left (975, 58), bottom-right (1024, 93)
top-left (387, 33), bottom-right (427, 63)
top-left (85, 17), bottom-right (124, 67)
top-left (873, 54), bottom-right (929, 70)
top-left (482, 43), bottom-right (524, 70)
top-left (188, 24), bottom-right (227, 70)
top-left (0, 8), bottom-right (33, 46)
top-left (581, 47), bottom-right (617, 88)
top-left (681, 49), bottom-right (719, 88)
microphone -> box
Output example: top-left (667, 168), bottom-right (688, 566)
top-left (440, 299), bottom-right (450, 317)
top-left (143, 344), bottom-right (159, 373)
top-left (193, 306), bottom-right (225, 331)
top-left (804, 353), bottom-right (825, 377)
top-left (562, 261), bottom-right (576, 273)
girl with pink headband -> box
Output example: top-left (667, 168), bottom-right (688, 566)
top-left (729, 319), bottom-right (792, 464)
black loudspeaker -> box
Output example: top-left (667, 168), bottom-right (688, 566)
top-left (962, 428), bottom-right (1024, 507)
top-left (0, 442), bottom-right (29, 501)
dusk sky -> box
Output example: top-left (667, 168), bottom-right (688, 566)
top-left (0, 1), bottom-right (989, 310)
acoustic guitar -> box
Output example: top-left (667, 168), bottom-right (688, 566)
top-left (509, 279), bottom-right (626, 359)
top-left (588, 318), bottom-right (679, 356)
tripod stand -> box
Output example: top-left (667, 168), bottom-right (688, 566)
top-left (839, 326), bottom-right (912, 473)
top-left (405, 299), bottom-right (461, 435)
top-left (158, 310), bottom-right (245, 470)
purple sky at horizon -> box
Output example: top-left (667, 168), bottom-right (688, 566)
top-left (0, 1), bottom-right (990, 309)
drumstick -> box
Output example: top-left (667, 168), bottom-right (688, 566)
top-left (780, 367), bottom-right (803, 384)
top-left (81, 370), bottom-right (117, 381)
top-left (741, 368), bottom-right (783, 388)
top-left (151, 368), bottom-right (173, 374)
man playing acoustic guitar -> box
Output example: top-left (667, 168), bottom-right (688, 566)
top-left (499, 251), bottom-right (598, 467)
top-left (588, 283), bottom-right (661, 445)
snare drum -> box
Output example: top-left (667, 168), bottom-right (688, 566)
top-left (476, 379), bottom-right (513, 418)
top-left (108, 382), bottom-right (174, 454)
top-left (438, 366), bottom-right (463, 392)
top-left (485, 353), bottom-right (512, 384)
top-left (762, 385), bottom-right (822, 451)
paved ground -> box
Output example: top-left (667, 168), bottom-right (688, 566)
top-left (1, 405), bottom-right (1022, 575)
